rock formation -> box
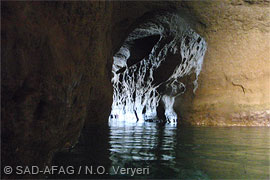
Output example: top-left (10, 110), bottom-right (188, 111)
top-left (1, 2), bottom-right (114, 178)
top-left (175, 0), bottom-right (270, 126)
top-left (110, 11), bottom-right (207, 123)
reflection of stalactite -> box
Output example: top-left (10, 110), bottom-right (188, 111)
top-left (108, 121), bottom-right (178, 170)
top-left (110, 12), bottom-right (207, 123)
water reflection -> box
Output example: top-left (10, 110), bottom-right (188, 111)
top-left (109, 121), bottom-right (177, 162)
top-left (52, 120), bottom-right (270, 179)
top-left (108, 120), bottom-right (270, 179)
top-left (108, 119), bottom-right (209, 179)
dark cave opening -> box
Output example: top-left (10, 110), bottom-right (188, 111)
top-left (116, 34), bottom-right (161, 74)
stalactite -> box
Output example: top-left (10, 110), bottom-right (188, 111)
top-left (110, 12), bottom-right (207, 123)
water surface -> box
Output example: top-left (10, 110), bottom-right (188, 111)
top-left (52, 121), bottom-right (270, 179)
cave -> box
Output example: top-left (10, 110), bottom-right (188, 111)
top-left (1, 1), bottom-right (270, 179)
top-left (110, 11), bottom-right (207, 124)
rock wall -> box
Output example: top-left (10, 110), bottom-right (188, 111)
top-left (1, 1), bottom-right (114, 177)
top-left (175, 0), bottom-right (270, 126)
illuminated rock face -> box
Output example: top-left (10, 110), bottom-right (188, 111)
top-left (110, 12), bottom-right (207, 123)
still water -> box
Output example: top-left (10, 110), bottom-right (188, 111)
top-left (52, 120), bottom-right (270, 179)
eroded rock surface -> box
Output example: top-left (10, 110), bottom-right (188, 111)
top-left (110, 11), bottom-right (207, 123)
top-left (175, 0), bottom-right (270, 126)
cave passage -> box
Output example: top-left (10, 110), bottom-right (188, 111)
top-left (110, 12), bottom-right (207, 124)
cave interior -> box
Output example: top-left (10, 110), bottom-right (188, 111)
top-left (1, 1), bottom-right (270, 179)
